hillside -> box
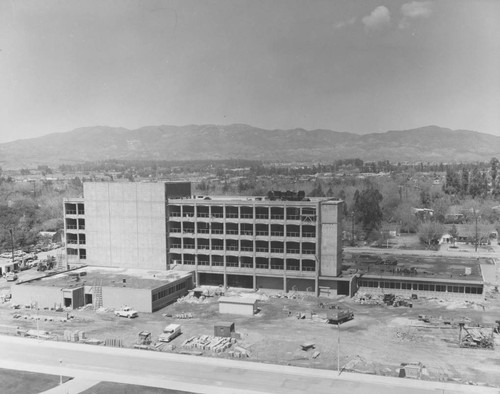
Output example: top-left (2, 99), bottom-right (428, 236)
top-left (0, 124), bottom-right (498, 168)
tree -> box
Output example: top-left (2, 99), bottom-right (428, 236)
top-left (354, 188), bottom-right (383, 234)
top-left (417, 221), bottom-right (445, 248)
top-left (449, 224), bottom-right (459, 246)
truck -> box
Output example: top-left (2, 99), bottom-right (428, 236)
top-left (114, 306), bottom-right (138, 319)
top-left (158, 324), bottom-right (182, 342)
top-left (327, 309), bottom-right (354, 325)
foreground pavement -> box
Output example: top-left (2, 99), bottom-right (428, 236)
top-left (0, 335), bottom-right (497, 394)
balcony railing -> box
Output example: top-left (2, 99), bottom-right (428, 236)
top-left (256, 264), bottom-right (269, 269)
top-left (286, 249), bottom-right (300, 254)
top-left (226, 230), bottom-right (238, 235)
top-left (211, 229), bottom-right (224, 234)
top-left (170, 212), bottom-right (181, 217)
top-left (170, 244), bottom-right (181, 248)
top-left (211, 245), bottom-right (224, 250)
top-left (270, 232), bottom-right (284, 237)
top-left (302, 250), bottom-right (316, 255)
top-left (286, 232), bottom-right (300, 237)
top-left (270, 215), bottom-right (284, 220)
top-left (302, 232), bottom-right (316, 238)
top-left (270, 248), bottom-right (284, 253)
top-left (226, 213), bottom-right (238, 218)
top-left (226, 246), bottom-right (238, 251)
top-left (241, 247), bottom-right (253, 252)
top-left (286, 215), bottom-right (300, 220)
top-left (66, 210), bottom-right (77, 215)
top-left (256, 214), bottom-right (269, 219)
top-left (271, 265), bottom-right (284, 270)
top-left (302, 266), bottom-right (316, 271)
top-left (286, 266), bottom-right (300, 271)
top-left (256, 247), bottom-right (268, 253)
top-left (66, 225), bottom-right (77, 229)
top-left (184, 260), bottom-right (195, 265)
top-left (197, 229), bottom-right (210, 234)
top-left (256, 231), bottom-right (269, 236)
top-left (212, 213), bottom-right (224, 218)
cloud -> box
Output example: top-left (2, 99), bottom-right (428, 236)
top-left (362, 6), bottom-right (391, 31)
top-left (334, 17), bottom-right (356, 29)
top-left (399, 1), bottom-right (433, 28)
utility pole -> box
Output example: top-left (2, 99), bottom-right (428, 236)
top-left (9, 229), bottom-right (14, 262)
top-left (475, 214), bottom-right (478, 252)
top-left (337, 323), bottom-right (341, 375)
top-left (351, 211), bottom-right (355, 246)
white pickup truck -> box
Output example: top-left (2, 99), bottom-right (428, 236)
top-left (158, 324), bottom-right (182, 342)
top-left (114, 306), bottom-right (138, 319)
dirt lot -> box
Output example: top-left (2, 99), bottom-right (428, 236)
top-left (1, 268), bottom-right (500, 388)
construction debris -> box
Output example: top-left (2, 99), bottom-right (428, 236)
top-left (312, 351), bottom-right (320, 359)
top-left (354, 293), bottom-right (412, 307)
top-left (300, 342), bottom-right (315, 351)
top-left (181, 335), bottom-right (235, 353)
top-left (459, 324), bottom-right (494, 349)
top-left (399, 362), bottom-right (424, 379)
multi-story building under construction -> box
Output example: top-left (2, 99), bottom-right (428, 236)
top-left (64, 182), bottom-right (351, 296)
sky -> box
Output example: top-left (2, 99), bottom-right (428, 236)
top-left (0, 0), bottom-right (499, 143)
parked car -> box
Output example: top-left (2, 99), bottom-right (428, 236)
top-left (158, 324), bottom-right (182, 342)
top-left (5, 273), bottom-right (18, 282)
top-left (114, 306), bottom-right (138, 319)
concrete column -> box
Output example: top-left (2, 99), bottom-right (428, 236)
top-left (283, 274), bottom-right (287, 293)
top-left (315, 274), bottom-right (319, 297)
top-left (224, 271), bottom-right (228, 290)
top-left (195, 270), bottom-right (200, 287)
top-left (253, 274), bottom-right (257, 291)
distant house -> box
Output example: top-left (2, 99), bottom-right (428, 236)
top-left (412, 208), bottom-right (434, 221)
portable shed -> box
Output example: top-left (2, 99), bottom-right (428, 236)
top-left (218, 296), bottom-right (257, 316)
top-left (214, 321), bottom-right (235, 337)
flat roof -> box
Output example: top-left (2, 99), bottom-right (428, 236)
top-left (18, 267), bottom-right (193, 290)
top-left (169, 196), bottom-right (341, 205)
top-left (344, 252), bottom-right (486, 282)
top-left (219, 296), bottom-right (257, 305)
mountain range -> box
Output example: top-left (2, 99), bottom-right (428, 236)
top-left (0, 124), bottom-right (498, 169)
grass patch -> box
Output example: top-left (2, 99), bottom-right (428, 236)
top-left (81, 381), bottom-right (195, 394)
top-left (0, 368), bottom-right (72, 394)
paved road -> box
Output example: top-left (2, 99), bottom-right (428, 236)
top-left (0, 335), bottom-right (497, 394)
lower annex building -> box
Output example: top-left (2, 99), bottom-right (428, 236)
top-left (63, 182), bottom-right (348, 296)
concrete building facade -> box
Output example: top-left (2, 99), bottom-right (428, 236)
top-left (64, 182), bottom-right (345, 296)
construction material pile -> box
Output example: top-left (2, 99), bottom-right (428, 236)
top-left (354, 292), bottom-right (413, 307)
top-left (460, 326), bottom-right (494, 349)
top-left (181, 335), bottom-right (235, 353)
top-left (64, 329), bottom-right (86, 342)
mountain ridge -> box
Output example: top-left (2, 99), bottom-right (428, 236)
top-left (0, 124), bottom-right (498, 169)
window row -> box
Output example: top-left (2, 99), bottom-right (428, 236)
top-left (358, 280), bottom-right (483, 294)
top-left (170, 223), bottom-right (316, 238)
top-left (169, 205), bottom-right (316, 222)
top-left (171, 253), bottom-right (316, 272)
top-left (152, 281), bottom-right (187, 302)
top-left (169, 238), bottom-right (316, 254)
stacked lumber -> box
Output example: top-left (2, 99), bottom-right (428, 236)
top-left (181, 335), bottom-right (235, 353)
